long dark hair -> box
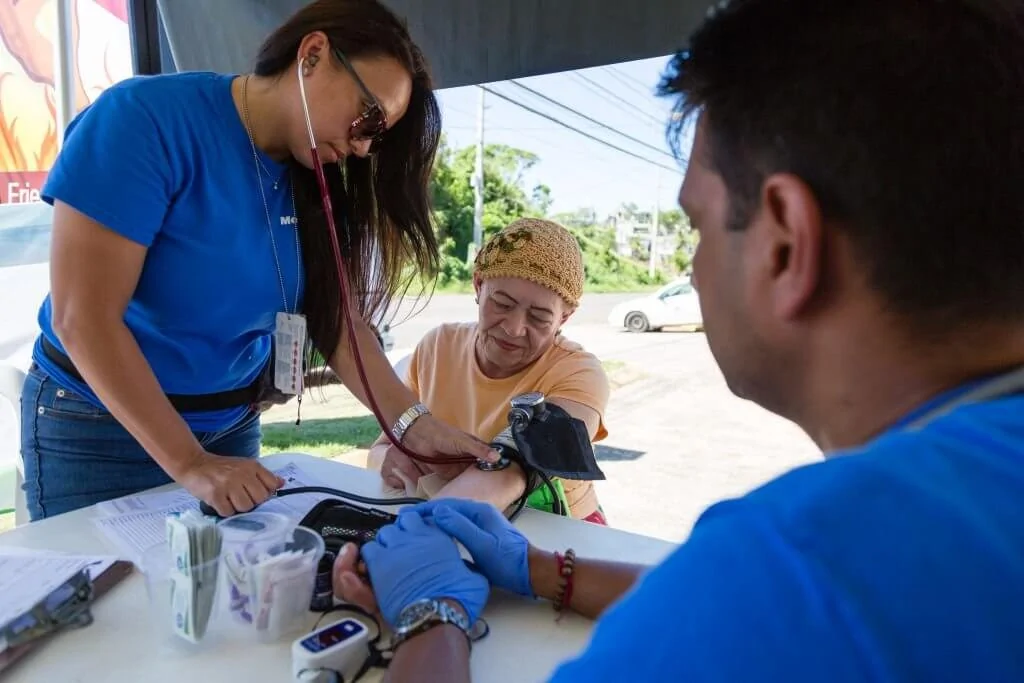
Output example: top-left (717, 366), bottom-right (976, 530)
top-left (254, 0), bottom-right (441, 365)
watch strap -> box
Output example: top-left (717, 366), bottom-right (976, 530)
top-left (391, 402), bottom-right (430, 443)
top-left (392, 599), bottom-right (472, 650)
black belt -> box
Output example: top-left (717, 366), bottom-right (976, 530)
top-left (40, 335), bottom-right (264, 413)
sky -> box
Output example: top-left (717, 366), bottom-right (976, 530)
top-left (433, 54), bottom-right (694, 219)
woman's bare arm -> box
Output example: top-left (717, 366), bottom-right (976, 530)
top-left (47, 202), bottom-right (281, 512)
top-left (49, 201), bottom-right (205, 475)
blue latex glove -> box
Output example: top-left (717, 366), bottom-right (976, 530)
top-left (411, 499), bottom-right (532, 598)
top-left (361, 509), bottom-right (490, 628)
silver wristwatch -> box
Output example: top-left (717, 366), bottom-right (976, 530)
top-left (391, 402), bottom-right (430, 442)
top-left (392, 598), bottom-right (471, 649)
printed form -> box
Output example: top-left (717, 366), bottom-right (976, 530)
top-left (0, 549), bottom-right (118, 633)
top-left (92, 463), bottom-right (338, 563)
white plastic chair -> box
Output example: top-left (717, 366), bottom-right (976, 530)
top-left (0, 361), bottom-right (28, 526)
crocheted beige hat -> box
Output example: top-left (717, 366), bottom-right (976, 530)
top-left (473, 218), bottom-right (584, 307)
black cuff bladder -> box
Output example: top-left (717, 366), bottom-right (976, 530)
top-left (510, 402), bottom-right (605, 481)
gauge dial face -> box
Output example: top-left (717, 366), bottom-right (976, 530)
top-left (511, 392), bottom-right (545, 409)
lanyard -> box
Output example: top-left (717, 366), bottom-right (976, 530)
top-left (903, 365), bottom-right (1024, 432)
top-left (242, 76), bottom-right (301, 314)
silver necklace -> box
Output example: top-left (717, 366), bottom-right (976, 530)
top-left (242, 75), bottom-right (301, 313)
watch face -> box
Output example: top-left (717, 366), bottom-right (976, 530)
top-left (396, 599), bottom-right (438, 634)
top-left (395, 599), bottom-right (469, 637)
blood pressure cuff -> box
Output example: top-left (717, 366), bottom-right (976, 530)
top-left (511, 402), bottom-right (605, 481)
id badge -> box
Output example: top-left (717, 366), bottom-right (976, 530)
top-left (273, 312), bottom-right (307, 395)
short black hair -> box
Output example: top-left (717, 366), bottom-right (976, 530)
top-left (658, 0), bottom-right (1024, 326)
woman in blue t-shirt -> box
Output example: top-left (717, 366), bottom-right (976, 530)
top-left (20, 0), bottom-right (494, 520)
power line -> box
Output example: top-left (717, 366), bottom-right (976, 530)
top-left (603, 66), bottom-right (656, 99)
top-left (442, 103), bottom-right (475, 119)
top-left (509, 126), bottom-right (679, 184)
top-left (444, 125), bottom-right (569, 131)
top-left (570, 72), bottom-right (664, 126)
top-left (506, 80), bottom-right (676, 161)
top-left (479, 84), bottom-right (680, 174)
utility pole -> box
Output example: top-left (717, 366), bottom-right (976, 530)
top-left (53, 0), bottom-right (77, 146)
top-left (469, 86), bottom-right (486, 263)
top-left (649, 169), bottom-right (661, 278)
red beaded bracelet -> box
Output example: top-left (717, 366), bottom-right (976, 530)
top-left (553, 549), bottom-right (576, 621)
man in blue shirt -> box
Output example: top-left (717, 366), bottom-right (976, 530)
top-left (332, 0), bottom-right (1024, 680)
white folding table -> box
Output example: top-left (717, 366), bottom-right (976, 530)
top-left (0, 453), bottom-right (675, 682)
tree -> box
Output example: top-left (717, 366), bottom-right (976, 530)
top-left (660, 208), bottom-right (685, 234)
top-left (430, 138), bottom-right (551, 262)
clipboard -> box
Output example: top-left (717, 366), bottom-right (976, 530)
top-left (0, 559), bottom-right (133, 674)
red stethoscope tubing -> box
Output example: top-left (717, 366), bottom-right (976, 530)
top-left (297, 58), bottom-right (475, 466)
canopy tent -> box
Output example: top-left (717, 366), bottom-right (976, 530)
top-left (130, 0), bottom-right (710, 85)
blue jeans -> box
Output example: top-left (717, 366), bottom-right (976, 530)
top-left (20, 363), bottom-right (262, 520)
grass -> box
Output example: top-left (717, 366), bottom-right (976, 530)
top-left (261, 415), bottom-right (380, 458)
top-left (0, 466), bottom-right (15, 532)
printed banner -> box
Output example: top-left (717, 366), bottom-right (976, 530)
top-left (0, 0), bottom-right (131, 203)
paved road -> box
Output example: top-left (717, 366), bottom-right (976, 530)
top-left (382, 293), bottom-right (823, 542)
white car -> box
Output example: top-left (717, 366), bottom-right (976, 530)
top-left (607, 278), bottom-right (703, 333)
top-left (372, 322), bottom-right (396, 353)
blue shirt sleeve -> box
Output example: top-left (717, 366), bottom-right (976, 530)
top-left (547, 500), bottom-right (869, 683)
top-left (42, 80), bottom-right (176, 247)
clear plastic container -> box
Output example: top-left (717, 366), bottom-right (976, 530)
top-left (141, 543), bottom-right (222, 651)
top-left (217, 525), bottom-right (325, 643)
top-left (217, 511), bottom-right (293, 557)
top-left (216, 511), bottom-right (292, 628)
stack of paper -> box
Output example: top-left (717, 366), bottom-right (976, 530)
top-left (92, 463), bottom-right (336, 564)
top-left (165, 511), bottom-right (222, 642)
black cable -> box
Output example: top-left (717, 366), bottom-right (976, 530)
top-left (535, 469), bottom-right (564, 517)
top-left (201, 481), bottom-right (562, 521)
top-left (570, 72), bottom-right (664, 126)
top-left (602, 66), bottom-right (656, 99)
top-left (275, 486), bottom-right (425, 507)
top-left (197, 487), bottom-right (425, 517)
top-left (282, 483), bottom-right (562, 520)
top-left (479, 85), bottom-right (679, 174)
top-left (500, 452), bottom-right (565, 521)
top-left (506, 80), bottom-right (674, 160)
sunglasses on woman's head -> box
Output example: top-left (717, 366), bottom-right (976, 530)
top-left (332, 48), bottom-right (388, 153)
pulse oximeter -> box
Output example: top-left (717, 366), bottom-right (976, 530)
top-left (292, 618), bottom-right (371, 682)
